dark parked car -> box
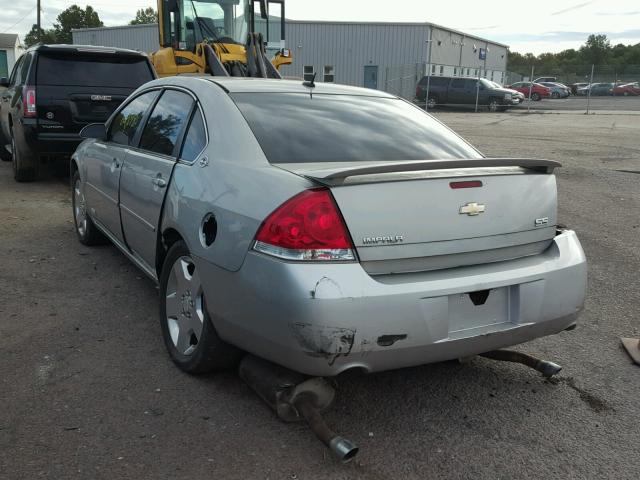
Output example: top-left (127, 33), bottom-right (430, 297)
top-left (576, 83), bottom-right (614, 96)
top-left (0, 44), bottom-right (156, 181)
top-left (416, 76), bottom-right (517, 111)
top-left (570, 82), bottom-right (589, 95)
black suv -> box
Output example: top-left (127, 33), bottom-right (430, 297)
top-left (0, 45), bottom-right (156, 181)
top-left (415, 76), bottom-right (518, 112)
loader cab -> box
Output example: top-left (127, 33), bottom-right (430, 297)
top-left (160, 0), bottom-right (285, 53)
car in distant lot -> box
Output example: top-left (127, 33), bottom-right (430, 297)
top-left (613, 82), bottom-right (640, 96)
top-left (506, 82), bottom-right (552, 101)
top-left (416, 76), bottom-right (517, 111)
top-left (0, 44), bottom-right (156, 182)
top-left (487, 80), bottom-right (525, 103)
top-left (570, 82), bottom-right (589, 95)
top-left (539, 82), bottom-right (571, 99)
top-left (71, 76), bottom-right (587, 377)
top-left (576, 83), bottom-right (614, 96)
top-left (533, 76), bottom-right (557, 83)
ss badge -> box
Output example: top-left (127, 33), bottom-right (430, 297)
top-left (535, 217), bottom-right (549, 227)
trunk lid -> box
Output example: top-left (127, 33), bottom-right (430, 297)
top-left (277, 159), bottom-right (559, 275)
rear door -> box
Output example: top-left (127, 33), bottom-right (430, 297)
top-left (119, 89), bottom-right (195, 270)
top-left (447, 78), bottom-right (468, 106)
top-left (84, 89), bottom-right (161, 242)
top-left (35, 50), bottom-right (155, 135)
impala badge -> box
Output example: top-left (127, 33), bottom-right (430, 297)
top-left (459, 202), bottom-right (486, 216)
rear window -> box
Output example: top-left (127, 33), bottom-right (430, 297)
top-left (37, 53), bottom-right (154, 88)
top-left (231, 93), bottom-right (481, 164)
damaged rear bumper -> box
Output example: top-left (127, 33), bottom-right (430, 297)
top-left (197, 230), bottom-right (587, 377)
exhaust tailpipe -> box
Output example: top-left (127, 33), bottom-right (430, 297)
top-left (238, 355), bottom-right (359, 462)
top-left (480, 350), bottom-right (562, 378)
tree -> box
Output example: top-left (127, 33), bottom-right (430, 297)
top-left (580, 34), bottom-right (612, 65)
top-left (54, 5), bottom-right (103, 44)
top-left (24, 25), bottom-right (57, 47)
top-left (24, 5), bottom-right (103, 47)
top-left (129, 7), bottom-right (158, 25)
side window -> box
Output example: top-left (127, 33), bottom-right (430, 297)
top-left (451, 79), bottom-right (465, 88)
top-left (9, 56), bottom-right (23, 86)
top-left (139, 90), bottom-right (194, 157)
top-left (465, 79), bottom-right (478, 89)
top-left (19, 54), bottom-right (32, 85)
top-left (110, 90), bottom-right (160, 146)
top-left (180, 108), bottom-right (207, 162)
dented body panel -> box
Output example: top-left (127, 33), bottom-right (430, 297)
top-left (196, 230), bottom-right (586, 376)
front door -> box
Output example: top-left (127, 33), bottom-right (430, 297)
top-left (119, 89), bottom-right (194, 270)
top-left (364, 65), bottom-right (378, 89)
top-left (84, 89), bottom-right (160, 241)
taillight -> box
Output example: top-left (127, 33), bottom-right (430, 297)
top-left (253, 188), bottom-right (356, 261)
top-left (23, 86), bottom-right (36, 118)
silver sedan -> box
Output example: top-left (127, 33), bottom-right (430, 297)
top-left (71, 76), bottom-right (587, 376)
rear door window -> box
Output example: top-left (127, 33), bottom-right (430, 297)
top-left (36, 53), bottom-right (154, 88)
top-left (450, 79), bottom-right (466, 88)
top-left (232, 93), bottom-right (481, 163)
top-left (180, 108), bottom-right (207, 162)
top-left (109, 90), bottom-right (160, 146)
top-left (139, 90), bottom-right (194, 157)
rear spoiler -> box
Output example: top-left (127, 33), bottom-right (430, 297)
top-left (284, 158), bottom-right (562, 183)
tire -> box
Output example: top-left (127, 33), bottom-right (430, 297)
top-left (0, 131), bottom-right (10, 161)
top-left (488, 99), bottom-right (500, 112)
top-left (159, 241), bottom-right (242, 374)
top-left (71, 170), bottom-right (105, 246)
top-left (11, 128), bottom-right (37, 182)
top-left (551, 92), bottom-right (559, 99)
top-left (426, 96), bottom-right (437, 110)
top-left (531, 92), bottom-right (541, 101)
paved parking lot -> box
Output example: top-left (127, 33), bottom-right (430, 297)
top-left (513, 95), bottom-right (640, 112)
top-left (1, 112), bottom-right (639, 479)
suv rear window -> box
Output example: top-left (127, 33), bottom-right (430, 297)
top-left (232, 93), bottom-right (480, 164)
top-left (37, 53), bottom-right (153, 88)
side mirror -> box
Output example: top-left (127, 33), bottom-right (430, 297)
top-left (0, 77), bottom-right (9, 88)
top-left (80, 123), bottom-right (107, 140)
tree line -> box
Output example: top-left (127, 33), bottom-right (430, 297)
top-left (24, 5), bottom-right (157, 47)
top-left (508, 34), bottom-right (640, 77)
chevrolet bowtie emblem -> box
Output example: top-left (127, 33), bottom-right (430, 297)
top-left (459, 202), bottom-right (486, 216)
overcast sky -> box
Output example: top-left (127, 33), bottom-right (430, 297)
top-left (1, 0), bottom-right (639, 54)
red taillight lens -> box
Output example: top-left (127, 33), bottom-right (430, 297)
top-left (450, 180), bottom-right (483, 189)
top-left (23, 87), bottom-right (36, 118)
top-left (254, 188), bottom-right (355, 261)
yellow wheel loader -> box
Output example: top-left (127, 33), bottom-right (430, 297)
top-left (152, 0), bottom-right (292, 78)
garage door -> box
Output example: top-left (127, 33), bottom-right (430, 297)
top-left (0, 51), bottom-right (7, 78)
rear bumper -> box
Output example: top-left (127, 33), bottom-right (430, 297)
top-left (21, 121), bottom-right (82, 156)
top-left (198, 230), bottom-right (587, 377)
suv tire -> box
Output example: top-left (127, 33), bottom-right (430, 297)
top-left (11, 128), bottom-right (37, 182)
top-left (531, 92), bottom-right (541, 101)
top-left (159, 241), bottom-right (243, 374)
top-left (426, 96), bottom-right (438, 110)
top-left (488, 98), bottom-right (500, 112)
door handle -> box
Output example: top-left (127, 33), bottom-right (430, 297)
top-left (111, 158), bottom-right (120, 169)
top-left (152, 177), bottom-right (167, 188)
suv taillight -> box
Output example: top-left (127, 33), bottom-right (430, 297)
top-left (253, 188), bottom-right (356, 262)
top-left (23, 86), bottom-right (36, 118)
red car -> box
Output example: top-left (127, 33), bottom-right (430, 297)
top-left (507, 82), bottom-right (552, 101)
top-left (613, 82), bottom-right (640, 96)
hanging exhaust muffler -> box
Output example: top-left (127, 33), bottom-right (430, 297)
top-left (480, 349), bottom-right (562, 378)
top-left (238, 355), bottom-right (359, 462)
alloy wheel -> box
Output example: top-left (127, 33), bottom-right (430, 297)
top-left (165, 256), bottom-right (205, 356)
top-left (73, 178), bottom-right (87, 237)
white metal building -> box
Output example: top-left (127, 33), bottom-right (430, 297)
top-left (0, 34), bottom-right (24, 79)
top-left (72, 21), bottom-right (508, 97)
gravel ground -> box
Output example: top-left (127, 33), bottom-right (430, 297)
top-left (0, 112), bottom-right (639, 479)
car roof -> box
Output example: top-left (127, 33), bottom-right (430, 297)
top-left (204, 77), bottom-right (397, 98)
top-left (28, 44), bottom-right (147, 57)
